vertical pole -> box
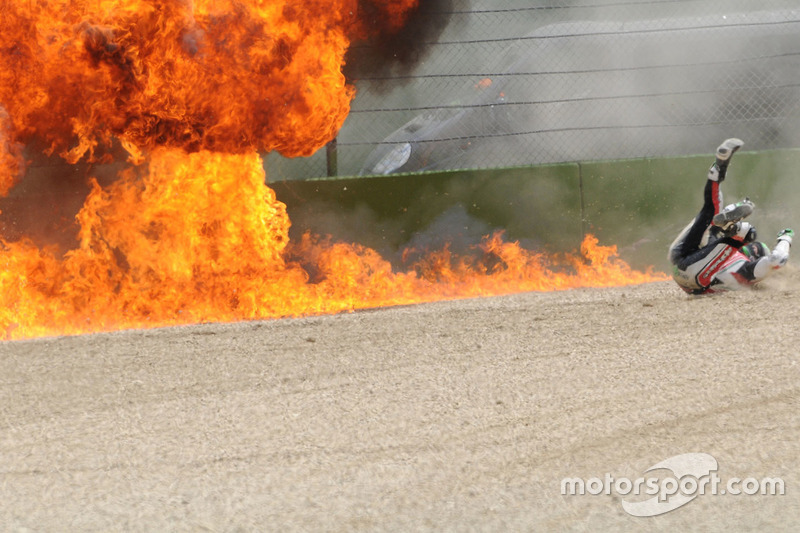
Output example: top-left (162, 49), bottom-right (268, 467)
top-left (577, 162), bottom-right (587, 241)
top-left (326, 137), bottom-right (338, 177)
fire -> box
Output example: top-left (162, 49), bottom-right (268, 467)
top-left (0, 0), bottom-right (424, 159)
top-left (1, 149), bottom-right (666, 340)
top-left (0, 0), bottom-right (666, 341)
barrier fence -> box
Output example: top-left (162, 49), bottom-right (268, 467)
top-left (267, 0), bottom-right (800, 181)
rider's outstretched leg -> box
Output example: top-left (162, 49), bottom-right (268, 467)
top-left (669, 139), bottom-right (744, 265)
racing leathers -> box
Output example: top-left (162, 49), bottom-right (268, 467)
top-left (668, 139), bottom-right (792, 294)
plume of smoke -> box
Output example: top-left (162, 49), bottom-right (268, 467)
top-left (343, 0), bottom-right (454, 90)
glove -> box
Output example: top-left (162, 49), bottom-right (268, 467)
top-left (777, 228), bottom-right (794, 245)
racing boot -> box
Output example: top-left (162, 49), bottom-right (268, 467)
top-left (708, 138), bottom-right (744, 181)
top-left (713, 198), bottom-right (755, 229)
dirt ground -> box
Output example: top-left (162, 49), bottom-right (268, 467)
top-left (1, 271), bottom-right (799, 531)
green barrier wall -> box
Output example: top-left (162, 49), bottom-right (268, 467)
top-left (579, 149), bottom-right (800, 268)
top-left (271, 149), bottom-right (800, 271)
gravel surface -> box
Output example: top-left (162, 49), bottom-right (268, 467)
top-left (1, 272), bottom-right (799, 531)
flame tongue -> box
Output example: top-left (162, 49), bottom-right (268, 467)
top-left (66, 150), bottom-right (291, 320)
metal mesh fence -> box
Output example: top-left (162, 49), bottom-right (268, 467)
top-left (266, 0), bottom-right (800, 180)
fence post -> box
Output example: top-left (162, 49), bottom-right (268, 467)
top-left (577, 162), bottom-right (587, 240)
top-left (326, 137), bottom-right (338, 177)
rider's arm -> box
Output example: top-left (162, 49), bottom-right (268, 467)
top-left (739, 229), bottom-right (793, 283)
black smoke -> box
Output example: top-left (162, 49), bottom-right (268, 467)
top-left (343, 0), bottom-right (455, 89)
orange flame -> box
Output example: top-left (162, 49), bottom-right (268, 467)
top-left (0, 0), bottom-right (667, 341)
top-left (1, 149), bottom-right (666, 340)
top-left (0, 0), bottom-right (419, 159)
